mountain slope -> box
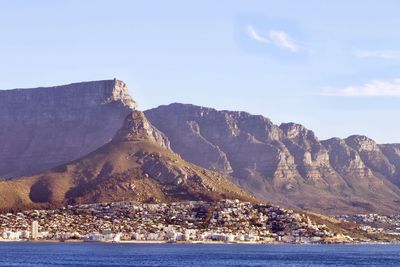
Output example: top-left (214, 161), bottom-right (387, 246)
top-left (145, 103), bottom-right (400, 214)
top-left (0, 110), bottom-right (254, 211)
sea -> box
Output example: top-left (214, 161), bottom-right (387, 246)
top-left (0, 243), bottom-right (399, 266)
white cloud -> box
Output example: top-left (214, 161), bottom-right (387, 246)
top-left (246, 25), bottom-right (269, 44)
top-left (355, 50), bottom-right (400, 60)
top-left (246, 25), bottom-right (299, 52)
top-left (268, 30), bottom-right (298, 52)
top-left (322, 79), bottom-right (400, 97)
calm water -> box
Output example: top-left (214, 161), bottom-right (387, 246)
top-left (0, 243), bottom-right (399, 266)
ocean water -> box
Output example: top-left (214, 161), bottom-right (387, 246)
top-left (0, 243), bottom-right (399, 266)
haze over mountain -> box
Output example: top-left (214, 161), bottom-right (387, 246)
top-left (146, 104), bottom-right (400, 214)
top-left (0, 81), bottom-right (253, 211)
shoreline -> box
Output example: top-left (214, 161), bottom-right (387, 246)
top-left (0, 239), bottom-right (398, 245)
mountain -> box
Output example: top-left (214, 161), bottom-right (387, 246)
top-left (0, 82), bottom-right (253, 211)
top-left (0, 79), bottom-right (137, 178)
top-left (145, 103), bottom-right (400, 214)
top-left (3, 80), bottom-right (400, 215)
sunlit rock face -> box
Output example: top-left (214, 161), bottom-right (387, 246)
top-left (344, 135), bottom-right (396, 178)
top-left (0, 79), bottom-right (136, 178)
top-left (146, 103), bottom-right (400, 214)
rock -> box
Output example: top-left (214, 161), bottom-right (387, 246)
top-left (113, 110), bottom-right (170, 149)
top-left (344, 135), bottom-right (395, 178)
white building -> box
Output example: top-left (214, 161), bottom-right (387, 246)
top-left (184, 229), bottom-right (197, 241)
top-left (84, 233), bottom-right (104, 242)
top-left (84, 230), bottom-right (121, 242)
top-left (2, 231), bottom-right (21, 241)
top-left (31, 221), bottom-right (39, 240)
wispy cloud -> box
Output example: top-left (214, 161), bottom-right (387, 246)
top-left (246, 25), bottom-right (269, 44)
top-left (246, 25), bottom-right (299, 52)
top-left (268, 30), bottom-right (298, 52)
top-left (322, 79), bottom-right (400, 97)
top-left (355, 50), bottom-right (400, 60)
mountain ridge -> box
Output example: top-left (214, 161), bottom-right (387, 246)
top-left (2, 80), bottom-right (400, 215)
top-left (145, 103), bottom-right (400, 214)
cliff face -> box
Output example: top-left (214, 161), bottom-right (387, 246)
top-left (145, 103), bottom-right (400, 214)
top-left (0, 79), bottom-right (137, 178)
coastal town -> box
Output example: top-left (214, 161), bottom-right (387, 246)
top-left (336, 214), bottom-right (400, 236)
top-left (0, 199), bottom-right (352, 244)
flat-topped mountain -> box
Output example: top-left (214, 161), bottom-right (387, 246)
top-left (0, 81), bottom-right (253, 211)
top-left (0, 79), bottom-right (136, 178)
top-left (145, 103), bottom-right (400, 214)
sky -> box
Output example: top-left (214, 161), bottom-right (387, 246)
top-left (0, 0), bottom-right (400, 143)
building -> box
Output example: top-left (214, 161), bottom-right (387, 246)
top-left (31, 221), bottom-right (39, 240)
top-left (84, 233), bottom-right (104, 242)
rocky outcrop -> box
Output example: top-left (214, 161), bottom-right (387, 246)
top-left (113, 110), bottom-right (170, 148)
top-left (321, 138), bottom-right (371, 177)
top-left (146, 103), bottom-right (400, 214)
top-left (345, 136), bottom-right (395, 179)
top-left (0, 79), bottom-right (138, 178)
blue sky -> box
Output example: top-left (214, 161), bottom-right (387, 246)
top-left (1, 0), bottom-right (400, 143)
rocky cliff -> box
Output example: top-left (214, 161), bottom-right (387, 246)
top-left (145, 103), bottom-right (400, 214)
top-left (0, 79), bottom-right (139, 178)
